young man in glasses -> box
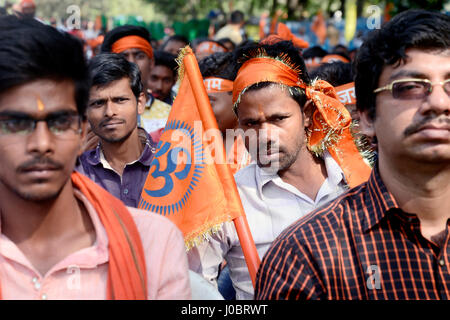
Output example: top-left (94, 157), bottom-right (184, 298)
top-left (0, 16), bottom-right (190, 299)
top-left (255, 9), bottom-right (450, 300)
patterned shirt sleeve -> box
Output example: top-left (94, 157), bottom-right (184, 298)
top-left (255, 235), bottom-right (327, 300)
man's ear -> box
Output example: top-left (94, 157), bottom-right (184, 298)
top-left (302, 100), bottom-right (315, 129)
top-left (137, 92), bottom-right (146, 115)
top-left (358, 110), bottom-right (376, 139)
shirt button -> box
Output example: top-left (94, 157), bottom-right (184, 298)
top-left (123, 188), bottom-right (129, 195)
top-left (34, 281), bottom-right (41, 290)
top-left (41, 293), bottom-right (48, 300)
top-left (439, 259), bottom-right (445, 266)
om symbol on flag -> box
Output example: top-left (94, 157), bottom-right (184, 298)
top-left (141, 120), bottom-right (204, 215)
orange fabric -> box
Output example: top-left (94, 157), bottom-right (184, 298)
top-left (139, 46), bottom-right (260, 286)
top-left (232, 56), bottom-right (371, 188)
top-left (276, 22), bottom-right (309, 49)
top-left (335, 82), bottom-right (356, 105)
top-left (195, 41), bottom-right (227, 55)
top-left (321, 54), bottom-right (350, 64)
top-left (71, 172), bottom-right (147, 300)
top-left (0, 172), bottom-right (147, 300)
top-left (203, 77), bottom-right (233, 93)
top-left (111, 35), bottom-right (154, 59)
top-left (311, 11), bottom-right (327, 45)
top-left (232, 57), bottom-right (303, 105)
top-left (20, 0), bottom-right (35, 8)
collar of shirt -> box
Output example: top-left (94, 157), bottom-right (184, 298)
top-left (146, 91), bottom-right (155, 108)
top-left (0, 188), bottom-right (109, 273)
top-left (255, 151), bottom-right (346, 203)
top-left (84, 127), bottom-right (155, 168)
top-left (362, 162), bottom-right (400, 232)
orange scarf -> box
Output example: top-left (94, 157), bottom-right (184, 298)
top-left (111, 35), bottom-right (154, 60)
top-left (0, 172), bottom-right (147, 300)
top-left (232, 54), bottom-right (371, 188)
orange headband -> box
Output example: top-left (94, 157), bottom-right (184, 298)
top-left (335, 82), bottom-right (356, 105)
top-left (232, 57), bottom-right (306, 107)
top-left (204, 77), bottom-right (233, 93)
top-left (111, 35), bottom-right (154, 59)
top-left (321, 54), bottom-right (350, 64)
top-left (195, 41), bottom-right (227, 55)
top-left (232, 56), bottom-right (371, 188)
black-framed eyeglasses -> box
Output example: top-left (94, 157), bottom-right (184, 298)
top-left (373, 78), bottom-right (450, 100)
top-left (0, 111), bottom-right (82, 136)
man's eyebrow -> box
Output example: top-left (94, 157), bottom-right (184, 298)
top-left (0, 110), bottom-right (77, 118)
top-left (389, 70), bottom-right (428, 81)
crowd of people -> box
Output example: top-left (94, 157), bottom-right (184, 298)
top-left (0, 0), bottom-right (449, 301)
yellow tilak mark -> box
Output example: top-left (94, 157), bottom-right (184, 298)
top-left (36, 97), bottom-right (45, 111)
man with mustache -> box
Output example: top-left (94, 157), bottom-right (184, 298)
top-left (0, 16), bottom-right (190, 299)
top-left (76, 53), bottom-right (156, 208)
top-left (101, 25), bottom-right (172, 134)
top-left (256, 9), bottom-right (450, 300)
top-left (188, 40), bottom-right (371, 299)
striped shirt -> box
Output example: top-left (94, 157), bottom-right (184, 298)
top-left (255, 164), bottom-right (450, 300)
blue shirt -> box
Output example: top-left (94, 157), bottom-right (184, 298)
top-left (76, 128), bottom-right (156, 207)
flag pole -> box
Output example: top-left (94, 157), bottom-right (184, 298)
top-left (182, 47), bottom-right (261, 287)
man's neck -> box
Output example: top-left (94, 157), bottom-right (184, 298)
top-left (278, 147), bottom-right (328, 201)
top-left (100, 128), bottom-right (144, 176)
top-left (0, 180), bottom-right (95, 275)
top-left (378, 153), bottom-right (450, 241)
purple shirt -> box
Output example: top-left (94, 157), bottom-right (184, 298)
top-left (76, 129), bottom-right (156, 207)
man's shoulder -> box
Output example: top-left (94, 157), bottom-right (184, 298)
top-left (126, 207), bottom-right (183, 240)
top-left (144, 98), bottom-right (171, 118)
top-left (234, 162), bottom-right (257, 185)
top-left (75, 149), bottom-right (99, 173)
top-left (276, 183), bottom-right (368, 248)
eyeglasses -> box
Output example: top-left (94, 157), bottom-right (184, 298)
top-left (0, 112), bottom-right (82, 136)
top-left (373, 78), bottom-right (450, 100)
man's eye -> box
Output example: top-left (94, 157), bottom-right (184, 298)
top-left (136, 53), bottom-right (147, 60)
top-left (244, 120), bottom-right (258, 127)
top-left (0, 118), bottom-right (32, 133)
top-left (90, 100), bottom-right (104, 108)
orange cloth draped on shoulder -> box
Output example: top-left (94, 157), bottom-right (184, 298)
top-left (232, 53), bottom-right (371, 188)
top-left (0, 172), bottom-right (147, 300)
top-left (111, 35), bottom-right (154, 59)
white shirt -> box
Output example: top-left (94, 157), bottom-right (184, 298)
top-left (188, 152), bottom-right (348, 300)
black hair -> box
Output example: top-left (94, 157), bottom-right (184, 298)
top-left (88, 53), bottom-right (143, 99)
top-left (199, 52), bottom-right (237, 80)
top-left (217, 37), bottom-right (236, 51)
top-left (309, 61), bottom-right (353, 87)
top-left (230, 10), bottom-right (244, 24)
top-left (233, 40), bottom-right (311, 110)
top-left (354, 9), bottom-right (450, 120)
top-left (101, 25), bottom-right (152, 53)
top-left (302, 45), bottom-right (328, 60)
top-left (160, 35), bottom-right (189, 50)
top-left (153, 50), bottom-right (178, 77)
top-left (0, 15), bottom-right (89, 118)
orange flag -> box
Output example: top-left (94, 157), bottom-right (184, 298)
top-left (139, 47), bottom-right (260, 285)
top-left (311, 10), bottom-right (327, 45)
